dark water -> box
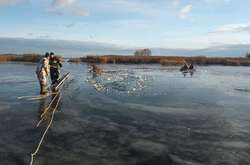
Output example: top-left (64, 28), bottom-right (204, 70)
top-left (0, 62), bottom-right (250, 165)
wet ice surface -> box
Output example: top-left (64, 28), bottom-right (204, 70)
top-left (0, 62), bottom-right (250, 165)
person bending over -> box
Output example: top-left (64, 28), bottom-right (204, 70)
top-left (36, 52), bottom-right (50, 95)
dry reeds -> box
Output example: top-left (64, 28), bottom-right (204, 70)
top-left (160, 59), bottom-right (185, 66)
top-left (0, 54), bottom-right (64, 63)
top-left (75, 55), bottom-right (250, 66)
top-left (7, 54), bottom-right (247, 66)
top-left (0, 54), bottom-right (42, 62)
top-left (68, 58), bottom-right (82, 63)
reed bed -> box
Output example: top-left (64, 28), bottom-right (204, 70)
top-left (1, 54), bottom-right (250, 66)
top-left (0, 54), bottom-right (64, 63)
top-left (68, 55), bottom-right (250, 66)
top-left (0, 54), bottom-right (42, 62)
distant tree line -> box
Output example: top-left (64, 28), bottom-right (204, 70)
top-left (134, 49), bottom-right (152, 56)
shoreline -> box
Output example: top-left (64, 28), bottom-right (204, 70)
top-left (68, 55), bottom-right (250, 66)
top-left (1, 54), bottom-right (250, 66)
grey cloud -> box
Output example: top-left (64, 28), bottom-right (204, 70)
top-left (179, 4), bottom-right (192, 19)
top-left (50, 0), bottom-right (89, 16)
top-left (211, 23), bottom-right (250, 33)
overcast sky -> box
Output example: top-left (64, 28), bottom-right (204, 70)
top-left (0, 0), bottom-right (250, 49)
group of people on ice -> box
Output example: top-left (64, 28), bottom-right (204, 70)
top-left (180, 63), bottom-right (195, 77)
top-left (36, 52), bottom-right (62, 95)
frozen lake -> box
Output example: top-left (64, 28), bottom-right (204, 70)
top-left (0, 62), bottom-right (250, 165)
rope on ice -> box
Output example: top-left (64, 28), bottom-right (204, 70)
top-left (29, 94), bottom-right (61, 165)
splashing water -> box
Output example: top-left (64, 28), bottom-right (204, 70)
top-left (87, 67), bottom-right (153, 96)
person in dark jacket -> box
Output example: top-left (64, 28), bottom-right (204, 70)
top-left (189, 63), bottom-right (194, 70)
top-left (180, 63), bottom-right (189, 72)
top-left (49, 52), bottom-right (62, 85)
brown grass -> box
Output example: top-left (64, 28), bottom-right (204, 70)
top-left (0, 54), bottom-right (42, 62)
top-left (0, 54), bottom-right (64, 63)
top-left (68, 55), bottom-right (250, 66)
top-left (67, 58), bottom-right (82, 63)
top-left (2, 54), bottom-right (249, 66)
top-left (78, 55), bottom-right (186, 64)
top-left (160, 59), bottom-right (185, 66)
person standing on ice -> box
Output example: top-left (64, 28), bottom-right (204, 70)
top-left (36, 52), bottom-right (50, 95)
top-left (49, 52), bottom-right (62, 85)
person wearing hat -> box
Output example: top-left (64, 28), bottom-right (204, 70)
top-left (49, 52), bottom-right (62, 85)
top-left (36, 52), bottom-right (50, 95)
